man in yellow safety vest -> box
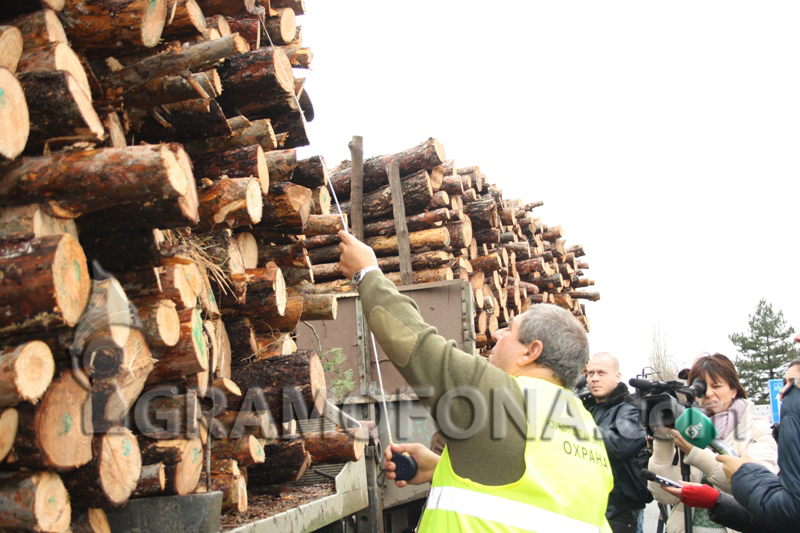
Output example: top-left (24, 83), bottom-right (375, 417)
top-left (339, 231), bottom-right (613, 533)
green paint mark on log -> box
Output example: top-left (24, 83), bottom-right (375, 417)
top-left (73, 260), bottom-right (81, 282)
top-left (60, 413), bottom-right (73, 435)
top-left (123, 438), bottom-right (131, 456)
top-left (193, 447), bottom-right (200, 462)
top-left (0, 88), bottom-right (5, 109)
top-left (48, 496), bottom-right (55, 507)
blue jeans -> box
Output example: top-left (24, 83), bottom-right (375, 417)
top-left (635, 508), bottom-right (644, 533)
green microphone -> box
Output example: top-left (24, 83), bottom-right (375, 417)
top-left (675, 408), bottom-right (740, 457)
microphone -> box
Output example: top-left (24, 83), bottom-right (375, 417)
top-left (675, 408), bottom-right (740, 457)
top-left (629, 378), bottom-right (655, 391)
top-left (640, 468), bottom-right (683, 489)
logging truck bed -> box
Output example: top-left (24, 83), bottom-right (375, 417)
top-left (222, 458), bottom-right (368, 533)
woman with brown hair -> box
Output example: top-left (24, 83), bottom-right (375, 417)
top-left (647, 353), bottom-right (778, 533)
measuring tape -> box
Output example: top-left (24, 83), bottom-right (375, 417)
top-left (327, 177), bottom-right (418, 482)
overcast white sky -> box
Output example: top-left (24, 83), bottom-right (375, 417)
top-left (296, 1), bottom-right (800, 387)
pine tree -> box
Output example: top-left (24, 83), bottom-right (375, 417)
top-left (729, 300), bottom-right (797, 404)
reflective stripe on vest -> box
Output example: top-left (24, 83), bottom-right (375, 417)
top-left (426, 486), bottom-right (603, 533)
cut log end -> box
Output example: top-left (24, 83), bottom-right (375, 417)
top-left (35, 471), bottom-right (72, 532)
top-left (246, 177), bottom-right (263, 224)
top-left (142, 0), bottom-right (169, 48)
top-left (9, 341), bottom-right (55, 403)
top-left (0, 68), bottom-right (29, 160)
top-left (157, 300), bottom-right (181, 347)
top-left (0, 26), bottom-right (23, 72)
top-left (175, 437), bottom-right (204, 495)
top-left (256, 144), bottom-right (269, 193)
top-left (67, 71), bottom-right (105, 140)
top-left (99, 429), bottom-right (142, 505)
top-left (0, 408), bottom-right (18, 461)
top-left (54, 233), bottom-right (92, 327)
top-left (235, 232), bottom-right (258, 269)
top-left (309, 351), bottom-right (326, 416)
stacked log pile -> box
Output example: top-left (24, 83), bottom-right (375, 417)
top-left (304, 138), bottom-right (597, 354)
top-left (0, 0), bottom-right (362, 528)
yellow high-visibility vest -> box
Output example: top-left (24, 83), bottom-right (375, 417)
top-left (419, 376), bottom-right (613, 533)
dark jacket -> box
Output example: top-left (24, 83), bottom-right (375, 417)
top-left (708, 492), bottom-right (776, 533)
top-left (582, 382), bottom-right (653, 519)
top-left (731, 383), bottom-right (800, 531)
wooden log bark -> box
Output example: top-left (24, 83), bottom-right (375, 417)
top-left (14, 370), bottom-right (92, 470)
top-left (211, 410), bottom-right (277, 442)
top-left (0, 144), bottom-right (188, 218)
top-left (17, 69), bottom-right (103, 153)
top-left (248, 287), bottom-right (301, 334)
top-left (303, 429), bottom-right (365, 464)
top-left (247, 436), bottom-right (310, 485)
top-left (0, 471), bottom-right (71, 532)
top-left (216, 46), bottom-right (294, 118)
top-left (137, 437), bottom-right (203, 495)
top-left (196, 177), bottom-right (263, 232)
top-left (132, 462), bottom-right (165, 498)
top-left (70, 508), bottom-right (110, 533)
top-left (226, 15), bottom-right (259, 49)
top-left (195, 0), bottom-right (255, 17)
top-left (329, 138), bottom-right (445, 199)
top-left (17, 41), bottom-right (90, 99)
top-left (261, 148), bottom-right (295, 182)
top-left (258, 180), bottom-right (312, 231)
top-left (102, 33), bottom-right (249, 96)
top-left (62, 427), bottom-right (141, 508)
top-left (192, 144), bottom-right (268, 193)
top-left (148, 307), bottom-right (209, 383)
top-left (80, 230), bottom-right (193, 274)
top-left (0, 408), bottom-right (18, 462)
top-left (427, 190), bottom-right (449, 209)
top-left (312, 250), bottom-right (454, 282)
top-left (363, 207), bottom-right (450, 237)
top-left (162, 0), bottom-right (206, 39)
top-left (0, 341), bottom-right (54, 407)
top-left (0, 26), bottom-right (23, 73)
top-left (59, 0), bottom-right (168, 54)
top-left (134, 297), bottom-right (181, 348)
top-left (210, 434), bottom-right (264, 467)
top-left (263, 7), bottom-right (296, 45)
top-left (11, 10), bottom-right (68, 52)
top-left (0, 234), bottom-right (89, 335)
top-left (228, 349), bottom-right (325, 423)
top-left (304, 214), bottom-right (346, 235)
top-left (184, 118), bottom-right (276, 157)
top-left (205, 462), bottom-right (247, 512)
top-left (339, 169), bottom-right (432, 220)
top-left (225, 316), bottom-right (258, 366)
top-left (123, 69), bottom-right (221, 109)
top-left (132, 98), bottom-right (232, 144)
top-left (116, 266), bottom-right (197, 311)
top-left (464, 198), bottom-right (498, 228)
top-left (0, 67), bottom-right (29, 161)
top-left (445, 217), bottom-right (472, 249)
top-left (365, 227), bottom-right (450, 258)
top-left (299, 293), bottom-right (337, 321)
top-left (280, 44), bottom-right (311, 68)
top-left (291, 155), bottom-right (327, 188)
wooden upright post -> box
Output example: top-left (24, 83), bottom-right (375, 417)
top-left (348, 136), bottom-right (364, 240)
top-left (387, 162), bottom-right (412, 286)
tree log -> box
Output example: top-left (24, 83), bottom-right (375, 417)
top-left (124, 69), bottom-right (221, 109)
top-left (14, 369), bottom-right (92, 470)
top-left (0, 341), bottom-right (54, 407)
top-left (17, 69), bottom-right (103, 153)
top-left (312, 250), bottom-right (454, 281)
top-left (195, 0), bottom-right (255, 17)
top-left (0, 144), bottom-right (188, 218)
top-left (303, 429), bottom-right (364, 463)
top-left (0, 471), bottom-right (71, 532)
top-left (12, 10), bottom-right (68, 52)
top-left (304, 214), bottom-right (346, 236)
top-left (0, 26), bottom-right (22, 73)
top-left (247, 436), bottom-right (310, 485)
top-left (299, 293), bottom-right (337, 321)
top-left (102, 33), bottom-right (248, 95)
top-left (312, 185), bottom-right (331, 215)
top-left (70, 508), bottom-right (110, 533)
top-left (216, 46), bottom-right (294, 118)
top-left (206, 465), bottom-right (247, 512)
top-left (192, 144), bottom-right (268, 193)
top-left (258, 181), bottom-right (312, 231)
top-left (263, 7), bottom-right (295, 45)
top-left (364, 227), bottom-right (450, 258)
top-left (279, 45), bottom-right (311, 68)
top-left (464, 198), bottom-right (498, 228)
top-left (0, 234), bottom-right (89, 335)
top-left (116, 265), bottom-right (196, 311)
top-left (261, 148), bottom-right (295, 182)
top-left (445, 218), bottom-right (472, 249)
top-left (132, 98), bottom-right (232, 144)
top-left (59, 0), bottom-right (168, 54)
top-left (0, 408), bottom-right (18, 462)
top-left (228, 349), bottom-right (325, 423)
top-left (62, 427), bottom-right (141, 508)
top-left (196, 177), bottom-right (263, 232)
top-left (184, 117), bottom-right (276, 157)
top-left (211, 410), bottom-right (277, 442)
top-left (137, 437), bottom-right (203, 495)
top-left (210, 434), bottom-right (264, 467)
top-left (363, 207), bottom-right (450, 238)
top-left (0, 67), bottom-right (29, 161)
top-left (226, 15), bottom-right (259, 49)
top-left (134, 297), bottom-right (181, 348)
top-left (225, 316), bottom-right (258, 366)
top-left (132, 462), bottom-right (165, 498)
top-left (17, 41), bottom-right (90, 99)
top-left (162, 0), bottom-right (206, 39)
top-left (329, 138), bottom-right (445, 199)
top-left (291, 155), bottom-right (327, 188)
top-left (148, 307), bottom-right (208, 383)
top-left (247, 286), bottom-right (301, 334)
top-left (339, 169), bottom-right (432, 220)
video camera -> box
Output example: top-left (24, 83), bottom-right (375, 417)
top-left (629, 370), bottom-right (707, 436)
top-left (574, 374), bottom-right (592, 403)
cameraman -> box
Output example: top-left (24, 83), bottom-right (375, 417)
top-left (714, 357), bottom-right (800, 531)
top-left (647, 354), bottom-right (778, 533)
top-left (583, 353), bottom-right (652, 533)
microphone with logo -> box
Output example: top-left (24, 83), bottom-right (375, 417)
top-left (674, 408), bottom-right (740, 457)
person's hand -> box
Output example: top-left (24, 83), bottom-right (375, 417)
top-left (337, 230), bottom-right (378, 280)
top-left (667, 428), bottom-right (694, 455)
top-left (382, 442), bottom-right (440, 488)
top-left (716, 450), bottom-right (752, 484)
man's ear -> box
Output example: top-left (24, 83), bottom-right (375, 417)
top-left (518, 339), bottom-right (543, 367)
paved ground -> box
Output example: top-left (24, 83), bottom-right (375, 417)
top-left (643, 501), bottom-right (664, 532)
